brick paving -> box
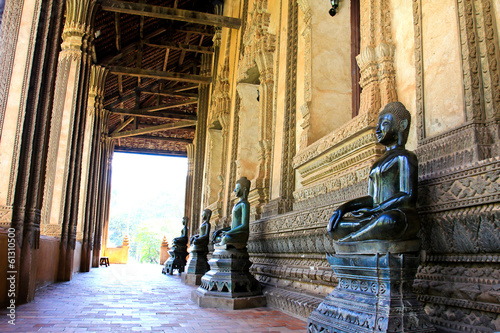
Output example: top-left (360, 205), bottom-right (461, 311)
top-left (0, 263), bottom-right (306, 332)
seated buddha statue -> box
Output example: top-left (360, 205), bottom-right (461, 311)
top-left (190, 209), bottom-right (212, 250)
top-left (328, 102), bottom-right (420, 243)
top-left (172, 217), bottom-right (189, 247)
top-left (212, 177), bottom-right (251, 249)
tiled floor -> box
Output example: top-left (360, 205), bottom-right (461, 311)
top-left (0, 263), bottom-right (306, 332)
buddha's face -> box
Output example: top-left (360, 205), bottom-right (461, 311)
top-left (234, 183), bottom-right (244, 197)
top-left (376, 113), bottom-right (399, 145)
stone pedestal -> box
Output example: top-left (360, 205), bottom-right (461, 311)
top-left (191, 244), bottom-right (266, 309)
top-left (182, 244), bottom-right (210, 285)
top-left (162, 246), bottom-right (188, 275)
top-left (308, 251), bottom-right (435, 333)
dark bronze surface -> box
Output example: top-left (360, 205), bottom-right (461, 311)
top-left (213, 177), bottom-right (251, 249)
top-left (186, 209), bottom-right (212, 275)
top-left (162, 217), bottom-right (189, 274)
top-left (328, 102), bottom-right (420, 243)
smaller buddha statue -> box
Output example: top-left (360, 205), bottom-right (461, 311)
top-left (190, 209), bottom-right (212, 250)
top-left (172, 217), bottom-right (189, 247)
top-left (212, 177), bottom-right (251, 249)
top-left (328, 102), bottom-right (420, 243)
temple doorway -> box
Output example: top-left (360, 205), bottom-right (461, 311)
top-left (106, 152), bottom-right (187, 265)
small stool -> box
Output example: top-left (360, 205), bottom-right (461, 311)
top-left (100, 257), bottom-right (110, 267)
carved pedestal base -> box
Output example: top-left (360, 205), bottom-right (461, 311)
top-left (181, 273), bottom-right (204, 286)
top-left (308, 252), bottom-right (435, 333)
top-left (192, 244), bottom-right (266, 309)
top-left (185, 245), bottom-right (209, 275)
top-left (162, 246), bottom-right (188, 275)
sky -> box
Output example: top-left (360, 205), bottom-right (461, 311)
top-left (110, 152), bottom-right (188, 202)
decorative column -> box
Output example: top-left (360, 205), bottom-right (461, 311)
top-left (80, 66), bottom-right (107, 272)
top-left (92, 136), bottom-right (114, 267)
top-left (6, 0), bottom-right (65, 303)
top-left (37, 0), bottom-right (97, 281)
top-left (237, 0), bottom-right (276, 220)
top-left (276, 0), bottom-right (298, 214)
top-left (190, 54), bottom-right (211, 234)
top-left (184, 144), bottom-right (195, 232)
top-left (356, 0), bottom-right (397, 120)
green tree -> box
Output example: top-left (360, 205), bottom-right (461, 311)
top-left (135, 223), bottom-right (162, 264)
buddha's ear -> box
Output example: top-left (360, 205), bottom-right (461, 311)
top-left (399, 119), bottom-right (408, 131)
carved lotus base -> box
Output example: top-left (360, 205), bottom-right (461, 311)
top-left (308, 253), bottom-right (435, 333)
top-left (193, 245), bottom-right (265, 309)
top-left (162, 247), bottom-right (188, 275)
top-left (185, 245), bottom-right (209, 275)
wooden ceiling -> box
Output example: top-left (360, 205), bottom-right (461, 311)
top-left (93, 0), bottom-right (239, 156)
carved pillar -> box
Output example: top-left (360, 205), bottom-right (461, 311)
top-left (357, 0), bottom-right (397, 120)
top-left (101, 143), bottom-right (114, 253)
top-left (92, 136), bottom-right (113, 267)
top-left (38, 0), bottom-right (96, 281)
top-left (184, 144), bottom-right (195, 233)
top-left (277, 0), bottom-right (298, 214)
top-left (7, 0), bottom-right (65, 303)
top-left (190, 54), bottom-right (211, 233)
top-left (237, 0), bottom-right (276, 220)
top-left (297, 0), bottom-right (312, 151)
top-left (80, 66), bottom-right (107, 272)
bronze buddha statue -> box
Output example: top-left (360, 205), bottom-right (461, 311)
top-left (172, 217), bottom-right (189, 247)
top-left (190, 209), bottom-right (212, 250)
top-left (212, 177), bottom-right (251, 249)
top-left (328, 102), bottom-right (420, 243)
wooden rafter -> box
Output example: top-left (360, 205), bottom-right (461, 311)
top-left (109, 107), bottom-right (197, 120)
top-left (110, 120), bottom-right (196, 138)
top-left (143, 41), bottom-right (214, 54)
top-left (177, 27), bottom-right (214, 36)
top-left (105, 83), bottom-right (198, 107)
top-left (101, 28), bottom-right (166, 65)
top-left (100, 0), bottom-right (242, 29)
top-left (138, 88), bottom-right (197, 98)
top-left (108, 66), bottom-right (211, 84)
top-left (111, 116), bottom-right (134, 134)
top-left (114, 13), bottom-right (121, 51)
top-left (131, 135), bottom-right (192, 143)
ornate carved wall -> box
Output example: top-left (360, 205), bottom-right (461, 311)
top-left (199, 0), bottom-right (500, 331)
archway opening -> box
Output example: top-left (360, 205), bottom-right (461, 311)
top-left (106, 152), bottom-right (187, 265)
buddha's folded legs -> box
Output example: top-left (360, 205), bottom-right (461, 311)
top-left (338, 209), bottom-right (410, 242)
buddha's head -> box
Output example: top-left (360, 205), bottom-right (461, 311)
top-left (182, 217), bottom-right (188, 225)
top-left (234, 177), bottom-right (251, 199)
top-left (377, 102), bottom-right (411, 147)
top-left (202, 209), bottom-right (212, 221)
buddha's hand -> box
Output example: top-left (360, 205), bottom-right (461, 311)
top-left (350, 207), bottom-right (372, 217)
top-left (328, 209), bottom-right (343, 233)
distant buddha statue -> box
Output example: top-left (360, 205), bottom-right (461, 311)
top-left (328, 102), bottom-right (420, 243)
top-left (190, 209), bottom-right (212, 250)
top-left (212, 177), bottom-right (251, 249)
top-left (173, 217), bottom-right (189, 247)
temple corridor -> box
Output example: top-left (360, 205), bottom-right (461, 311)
top-left (0, 264), bottom-right (306, 332)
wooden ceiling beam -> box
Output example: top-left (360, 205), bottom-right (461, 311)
top-left (110, 120), bottom-right (196, 138)
top-left (144, 41), bottom-right (214, 54)
top-left (135, 98), bottom-right (198, 112)
top-left (109, 108), bottom-right (197, 120)
top-left (138, 88), bottom-right (197, 98)
top-left (100, 0), bottom-right (241, 29)
top-left (129, 135), bottom-right (192, 143)
top-left (108, 66), bottom-right (211, 84)
top-left (111, 116), bottom-right (134, 134)
top-left (114, 13), bottom-right (121, 51)
top-left (177, 27), bottom-right (214, 36)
